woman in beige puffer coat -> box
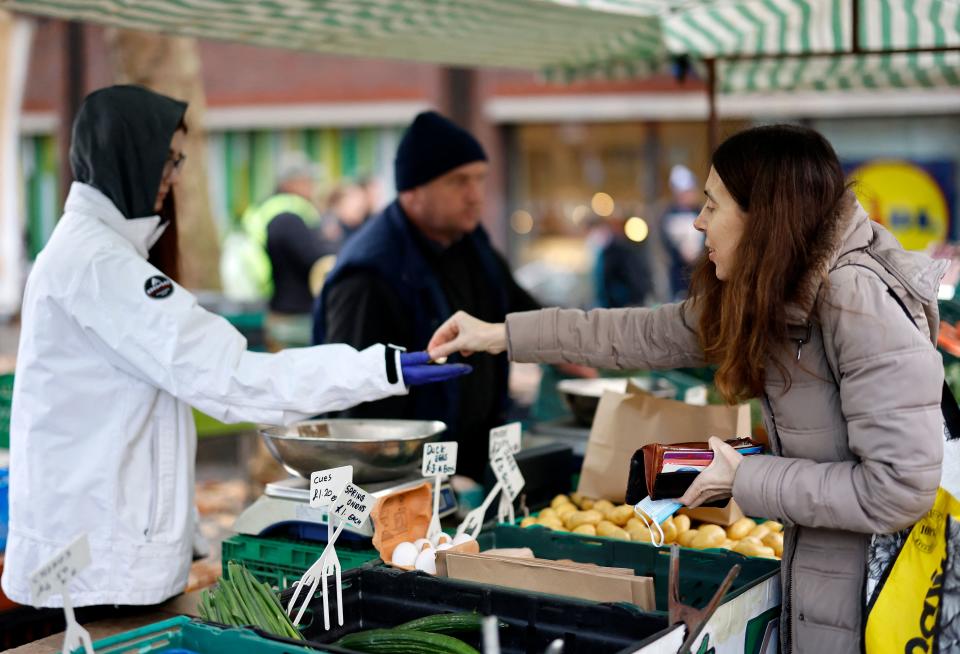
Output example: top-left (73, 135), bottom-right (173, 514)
top-left (428, 125), bottom-right (946, 653)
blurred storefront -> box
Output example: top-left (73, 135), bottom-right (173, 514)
top-left (11, 19), bottom-right (960, 310)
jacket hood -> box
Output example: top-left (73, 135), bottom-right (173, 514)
top-left (69, 85), bottom-right (187, 220)
top-left (789, 190), bottom-right (946, 325)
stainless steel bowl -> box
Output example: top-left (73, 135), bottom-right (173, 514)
top-left (557, 377), bottom-right (676, 426)
top-left (260, 419), bottom-right (447, 483)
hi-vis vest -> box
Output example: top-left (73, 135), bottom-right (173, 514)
top-left (222, 194), bottom-right (320, 301)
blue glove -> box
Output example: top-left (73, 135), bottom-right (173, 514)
top-left (399, 351), bottom-right (473, 387)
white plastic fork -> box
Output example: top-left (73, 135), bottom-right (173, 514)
top-left (455, 481), bottom-right (502, 539)
top-left (287, 518), bottom-right (346, 628)
top-left (61, 593), bottom-right (94, 654)
top-left (425, 474), bottom-right (443, 545)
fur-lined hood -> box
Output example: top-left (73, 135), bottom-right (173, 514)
top-left (786, 190), bottom-right (947, 330)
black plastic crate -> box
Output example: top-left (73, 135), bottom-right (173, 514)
top-left (272, 566), bottom-right (669, 654)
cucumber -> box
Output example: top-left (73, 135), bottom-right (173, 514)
top-left (396, 612), bottom-right (484, 635)
top-left (334, 628), bottom-right (480, 654)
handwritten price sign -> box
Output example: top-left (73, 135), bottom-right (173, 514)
top-left (489, 422), bottom-right (522, 457)
top-left (310, 465), bottom-right (353, 508)
top-left (490, 450), bottom-right (525, 501)
top-left (30, 533), bottom-right (91, 604)
top-left (422, 441), bottom-right (458, 477)
top-left (333, 483), bottom-right (373, 530)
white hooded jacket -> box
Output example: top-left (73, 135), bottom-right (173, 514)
top-left (1, 182), bottom-right (407, 607)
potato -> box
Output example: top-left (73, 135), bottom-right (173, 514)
top-left (762, 532), bottom-right (784, 557)
top-left (596, 521), bottom-right (631, 540)
top-left (572, 523), bottom-right (597, 536)
top-left (733, 540), bottom-right (776, 558)
top-left (677, 529), bottom-right (699, 547)
top-left (520, 516), bottom-right (538, 528)
top-left (538, 516), bottom-right (564, 530)
top-left (538, 508), bottom-right (558, 522)
top-left (555, 503), bottom-right (578, 518)
top-left (551, 494), bottom-right (573, 509)
top-left (661, 517), bottom-right (678, 544)
top-left (727, 517), bottom-right (756, 541)
top-left (570, 492), bottom-right (584, 506)
top-left (692, 529), bottom-right (725, 550)
top-left (720, 539), bottom-right (736, 550)
top-left (749, 524), bottom-right (772, 540)
top-left (626, 517), bottom-right (646, 532)
top-left (627, 524), bottom-right (653, 544)
top-left (699, 524), bottom-right (726, 539)
top-left (580, 498), bottom-right (595, 511)
top-left (593, 499), bottom-right (615, 515)
top-left (608, 505), bottom-right (635, 527)
top-left (565, 509), bottom-right (604, 530)
top-left (674, 514), bottom-right (692, 534)
top-left (763, 520), bottom-right (784, 533)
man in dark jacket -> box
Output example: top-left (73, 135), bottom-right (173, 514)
top-left (313, 111), bottom-right (538, 480)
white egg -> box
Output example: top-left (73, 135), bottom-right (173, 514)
top-left (414, 548), bottom-right (437, 574)
top-left (435, 532), bottom-right (453, 545)
top-left (413, 538), bottom-right (432, 551)
top-left (437, 543), bottom-right (453, 551)
top-left (391, 541), bottom-right (419, 567)
top-left (452, 533), bottom-right (475, 546)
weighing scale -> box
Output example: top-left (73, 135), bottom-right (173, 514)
top-left (233, 475), bottom-right (458, 543)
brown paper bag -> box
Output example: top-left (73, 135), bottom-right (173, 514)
top-left (577, 386), bottom-right (750, 503)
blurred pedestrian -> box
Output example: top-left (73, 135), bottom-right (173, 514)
top-left (319, 181), bottom-right (369, 252)
top-left (661, 164), bottom-right (704, 300)
top-left (244, 152), bottom-right (326, 349)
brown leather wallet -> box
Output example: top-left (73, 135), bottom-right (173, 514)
top-left (625, 438), bottom-right (761, 504)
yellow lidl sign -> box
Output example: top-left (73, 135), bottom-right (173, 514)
top-left (848, 160), bottom-right (950, 251)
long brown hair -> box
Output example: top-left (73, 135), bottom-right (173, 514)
top-left (689, 124), bottom-right (847, 403)
top-left (147, 118), bottom-right (187, 281)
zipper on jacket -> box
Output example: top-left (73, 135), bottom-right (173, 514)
top-left (790, 322), bottom-right (812, 362)
top-left (763, 392), bottom-right (794, 652)
top-left (145, 423), bottom-right (160, 539)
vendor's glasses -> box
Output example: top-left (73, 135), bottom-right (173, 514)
top-left (163, 152), bottom-right (187, 177)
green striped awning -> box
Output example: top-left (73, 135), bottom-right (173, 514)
top-left (0, 0), bottom-right (671, 71)
top-left (719, 51), bottom-right (960, 92)
top-left (2, 0), bottom-right (958, 92)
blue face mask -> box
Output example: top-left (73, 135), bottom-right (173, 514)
top-left (633, 496), bottom-right (684, 547)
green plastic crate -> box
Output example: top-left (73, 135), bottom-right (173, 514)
top-left (477, 525), bottom-right (778, 616)
top-left (221, 534), bottom-right (381, 591)
top-left (0, 373), bottom-right (12, 450)
top-left (71, 615), bottom-right (317, 653)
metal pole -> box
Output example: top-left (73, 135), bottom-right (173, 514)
top-left (59, 20), bottom-right (86, 205)
top-left (852, 0), bottom-right (861, 54)
top-left (706, 58), bottom-right (718, 154)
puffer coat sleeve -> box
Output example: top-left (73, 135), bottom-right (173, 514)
top-left (505, 301), bottom-right (707, 370)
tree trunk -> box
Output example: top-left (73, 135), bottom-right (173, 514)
top-left (104, 28), bottom-right (221, 290)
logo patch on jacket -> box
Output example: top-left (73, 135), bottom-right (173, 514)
top-left (144, 275), bottom-right (174, 299)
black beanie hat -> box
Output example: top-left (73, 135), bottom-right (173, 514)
top-left (394, 111), bottom-right (487, 192)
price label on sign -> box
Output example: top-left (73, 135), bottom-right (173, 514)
top-left (489, 422), bottom-right (522, 457)
top-left (422, 441), bottom-right (458, 477)
top-left (310, 465), bottom-right (353, 508)
top-left (333, 483), bottom-right (374, 530)
top-left (490, 450), bottom-right (525, 501)
top-left (30, 533), bottom-right (91, 604)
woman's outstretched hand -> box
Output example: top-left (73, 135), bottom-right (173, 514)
top-left (427, 311), bottom-right (507, 361)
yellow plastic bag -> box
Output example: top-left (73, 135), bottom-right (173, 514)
top-left (865, 487), bottom-right (960, 653)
